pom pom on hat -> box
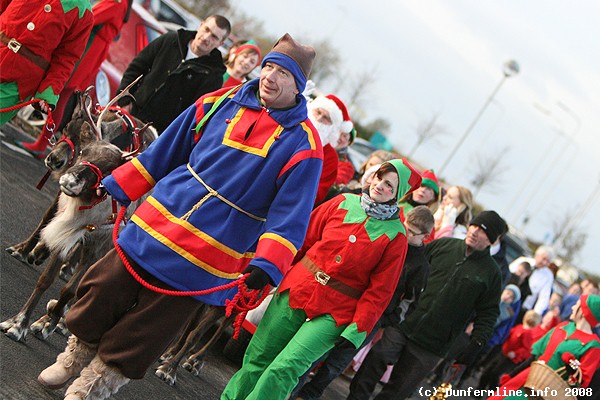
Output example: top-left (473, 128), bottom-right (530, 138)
top-left (308, 94), bottom-right (353, 136)
top-left (580, 294), bottom-right (600, 327)
top-left (469, 210), bottom-right (508, 244)
top-left (325, 94), bottom-right (353, 134)
top-left (420, 169), bottom-right (440, 196)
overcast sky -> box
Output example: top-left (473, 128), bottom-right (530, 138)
top-left (233, 0), bottom-right (600, 276)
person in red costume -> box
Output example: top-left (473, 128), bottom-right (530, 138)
top-left (17, 0), bottom-right (134, 157)
top-left (489, 294), bottom-right (600, 400)
top-left (222, 159), bottom-right (422, 400)
top-left (222, 41), bottom-right (261, 87)
top-left (0, 0), bottom-right (93, 126)
top-left (331, 100), bottom-right (356, 186)
top-left (307, 94), bottom-right (353, 206)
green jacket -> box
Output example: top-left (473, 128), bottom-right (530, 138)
top-left (400, 237), bottom-right (502, 357)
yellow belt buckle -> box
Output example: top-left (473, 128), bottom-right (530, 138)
top-left (8, 38), bottom-right (21, 53)
top-left (315, 271), bottom-right (330, 285)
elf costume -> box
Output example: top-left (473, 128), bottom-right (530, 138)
top-left (489, 294), bottom-right (600, 400)
top-left (19, 0), bottom-right (132, 154)
top-left (0, 0), bottom-right (93, 125)
top-left (222, 159), bottom-right (422, 400)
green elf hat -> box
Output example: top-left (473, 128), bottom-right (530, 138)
top-left (580, 294), bottom-right (600, 327)
top-left (420, 169), bottom-right (440, 196)
top-left (385, 159), bottom-right (423, 201)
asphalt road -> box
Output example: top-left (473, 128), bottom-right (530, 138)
top-left (0, 120), bottom-right (354, 400)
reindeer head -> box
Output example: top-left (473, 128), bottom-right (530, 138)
top-left (58, 142), bottom-right (127, 198)
top-left (44, 90), bottom-right (99, 173)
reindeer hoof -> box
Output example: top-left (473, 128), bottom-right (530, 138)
top-left (155, 365), bottom-right (177, 386)
top-left (183, 359), bottom-right (205, 376)
top-left (0, 318), bottom-right (16, 332)
top-left (59, 262), bottom-right (75, 282)
top-left (5, 246), bottom-right (28, 263)
top-left (30, 315), bottom-right (55, 340)
top-left (158, 353), bottom-right (173, 363)
top-left (4, 325), bottom-right (28, 342)
top-left (56, 320), bottom-right (70, 336)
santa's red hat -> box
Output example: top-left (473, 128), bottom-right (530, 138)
top-left (309, 94), bottom-right (353, 135)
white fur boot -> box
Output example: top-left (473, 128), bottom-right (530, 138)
top-left (38, 335), bottom-right (97, 389)
top-left (63, 354), bottom-right (130, 400)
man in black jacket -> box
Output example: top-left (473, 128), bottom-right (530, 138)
top-left (347, 210), bottom-right (507, 400)
top-left (118, 15), bottom-right (230, 132)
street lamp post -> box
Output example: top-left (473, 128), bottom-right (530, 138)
top-left (437, 60), bottom-right (520, 176)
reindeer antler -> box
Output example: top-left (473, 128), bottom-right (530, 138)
top-left (83, 93), bottom-right (103, 140)
top-left (121, 122), bottom-right (152, 160)
top-left (96, 75), bottom-right (142, 136)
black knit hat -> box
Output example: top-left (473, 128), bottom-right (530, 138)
top-left (469, 210), bottom-right (508, 243)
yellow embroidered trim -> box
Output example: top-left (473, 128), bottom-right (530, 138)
top-left (259, 232), bottom-right (298, 255)
top-left (131, 158), bottom-right (156, 186)
top-left (146, 197), bottom-right (255, 260)
top-left (130, 214), bottom-right (242, 279)
top-left (222, 109), bottom-right (283, 157)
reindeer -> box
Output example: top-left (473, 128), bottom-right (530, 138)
top-left (1, 91), bottom-right (155, 342)
top-left (0, 138), bottom-right (147, 341)
top-left (5, 78), bottom-right (154, 267)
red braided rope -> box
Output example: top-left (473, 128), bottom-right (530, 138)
top-left (112, 206), bottom-right (269, 338)
top-left (0, 98), bottom-right (55, 134)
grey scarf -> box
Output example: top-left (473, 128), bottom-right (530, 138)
top-left (360, 193), bottom-right (399, 220)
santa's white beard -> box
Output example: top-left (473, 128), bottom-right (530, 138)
top-left (310, 120), bottom-right (338, 147)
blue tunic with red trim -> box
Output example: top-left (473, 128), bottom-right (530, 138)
top-left (102, 79), bottom-right (323, 305)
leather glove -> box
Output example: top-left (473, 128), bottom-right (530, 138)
top-left (454, 339), bottom-right (483, 366)
top-left (334, 337), bottom-right (355, 351)
top-left (243, 265), bottom-right (271, 290)
top-left (32, 100), bottom-right (53, 114)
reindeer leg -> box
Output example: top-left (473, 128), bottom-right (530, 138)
top-left (155, 304), bottom-right (208, 386)
top-left (158, 303), bottom-right (206, 363)
top-left (6, 192), bottom-right (59, 264)
top-left (183, 309), bottom-right (231, 376)
top-left (1, 252), bottom-right (63, 342)
top-left (31, 244), bottom-right (84, 340)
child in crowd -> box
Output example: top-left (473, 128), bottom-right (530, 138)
top-left (530, 306), bottom-right (560, 343)
top-left (478, 310), bottom-right (541, 390)
top-left (497, 284), bottom-right (521, 325)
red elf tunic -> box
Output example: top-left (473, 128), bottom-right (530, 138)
top-left (0, 0), bottom-right (93, 107)
top-left (279, 193), bottom-right (408, 345)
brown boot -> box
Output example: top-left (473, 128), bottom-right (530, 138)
top-left (38, 335), bottom-right (97, 389)
top-left (64, 355), bottom-right (130, 400)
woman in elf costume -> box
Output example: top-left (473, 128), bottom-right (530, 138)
top-left (488, 294), bottom-right (600, 400)
top-left (221, 159), bottom-right (422, 400)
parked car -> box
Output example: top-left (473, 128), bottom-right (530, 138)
top-left (503, 228), bottom-right (532, 266)
top-left (92, 2), bottom-right (167, 106)
top-left (347, 137), bottom-right (377, 172)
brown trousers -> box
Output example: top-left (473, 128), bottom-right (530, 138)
top-left (66, 248), bottom-right (201, 379)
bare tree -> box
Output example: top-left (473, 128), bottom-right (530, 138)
top-left (469, 146), bottom-right (510, 196)
top-left (407, 113), bottom-right (447, 158)
top-left (177, 0), bottom-right (232, 19)
top-left (551, 208), bottom-right (588, 263)
top-left (342, 66), bottom-right (377, 113)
